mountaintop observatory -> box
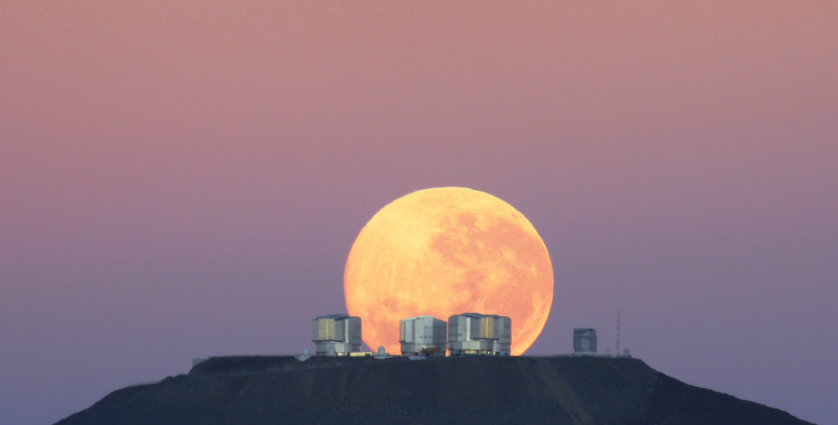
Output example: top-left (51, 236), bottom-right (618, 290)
top-left (400, 315), bottom-right (448, 356)
top-left (448, 313), bottom-right (511, 356)
top-left (312, 314), bottom-right (362, 355)
top-left (573, 328), bottom-right (597, 356)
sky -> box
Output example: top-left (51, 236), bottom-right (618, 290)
top-left (1, 1), bottom-right (836, 424)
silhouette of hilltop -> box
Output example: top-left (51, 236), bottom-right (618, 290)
top-left (55, 356), bottom-right (813, 425)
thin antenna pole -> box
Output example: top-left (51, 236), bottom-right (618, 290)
top-left (617, 310), bottom-right (621, 356)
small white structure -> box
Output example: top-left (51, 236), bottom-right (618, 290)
top-left (312, 314), bottom-right (362, 355)
top-left (374, 346), bottom-right (391, 359)
top-left (295, 348), bottom-right (312, 361)
top-left (448, 313), bottom-right (511, 356)
top-left (400, 315), bottom-right (447, 357)
top-left (573, 328), bottom-right (597, 356)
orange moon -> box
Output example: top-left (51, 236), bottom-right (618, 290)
top-left (344, 187), bottom-right (553, 355)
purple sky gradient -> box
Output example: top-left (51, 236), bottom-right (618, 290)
top-left (1, 2), bottom-right (836, 424)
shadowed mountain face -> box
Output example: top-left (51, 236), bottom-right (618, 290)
top-left (56, 356), bottom-right (812, 425)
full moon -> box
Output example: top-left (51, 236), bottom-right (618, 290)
top-left (344, 187), bottom-right (553, 355)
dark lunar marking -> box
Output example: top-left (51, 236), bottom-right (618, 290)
top-left (381, 298), bottom-right (402, 313)
top-left (456, 211), bottom-right (479, 230)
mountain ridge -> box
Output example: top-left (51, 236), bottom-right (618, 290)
top-left (55, 355), bottom-right (814, 425)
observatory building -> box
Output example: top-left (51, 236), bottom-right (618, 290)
top-left (312, 314), bottom-right (362, 356)
top-left (399, 315), bottom-right (448, 357)
top-left (573, 328), bottom-right (597, 356)
top-left (448, 313), bottom-right (511, 356)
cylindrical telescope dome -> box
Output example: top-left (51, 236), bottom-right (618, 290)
top-left (312, 314), bottom-right (362, 355)
top-left (573, 328), bottom-right (597, 355)
top-left (448, 313), bottom-right (511, 356)
top-left (399, 315), bottom-right (447, 356)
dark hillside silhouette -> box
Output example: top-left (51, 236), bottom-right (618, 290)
top-left (56, 356), bottom-right (813, 425)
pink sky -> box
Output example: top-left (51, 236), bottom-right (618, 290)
top-left (1, 2), bottom-right (836, 424)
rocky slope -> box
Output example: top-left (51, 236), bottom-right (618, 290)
top-left (55, 356), bottom-right (813, 425)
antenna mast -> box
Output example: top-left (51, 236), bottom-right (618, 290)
top-left (617, 310), bottom-right (621, 355)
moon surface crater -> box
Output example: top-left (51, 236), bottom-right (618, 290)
top-left (344, 187), bottom-right (553, 355)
